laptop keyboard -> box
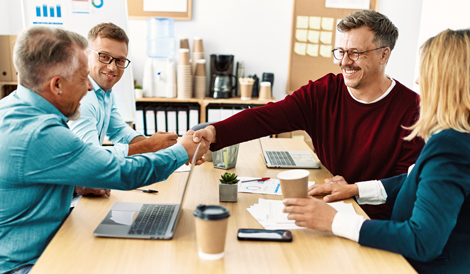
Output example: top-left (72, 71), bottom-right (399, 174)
top-left (128, 204), bottom-right (176, 236)
top-left (266, 151), bottom-right (296, 166)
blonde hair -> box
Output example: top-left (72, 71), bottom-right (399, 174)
top-left (405, 29), bottom-right (470, 141)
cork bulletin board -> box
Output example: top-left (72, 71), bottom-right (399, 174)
top-left (286, 0), bottom-right (379, 94)
top-left (127, 0), bottom-right (192, 20)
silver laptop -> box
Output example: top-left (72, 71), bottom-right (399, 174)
top-left (93, 143), bottom-right (201, 240)
top-left (259, 138), bottom-right (320, 169)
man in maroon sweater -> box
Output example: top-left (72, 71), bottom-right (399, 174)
top-left (194, 10), bottom-right (424, 220)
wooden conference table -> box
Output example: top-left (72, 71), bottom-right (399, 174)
top-left (31, 139), bottom-right (416, 274)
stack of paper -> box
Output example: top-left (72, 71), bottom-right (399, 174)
top-left (247, 198), bottom-right (358, 230)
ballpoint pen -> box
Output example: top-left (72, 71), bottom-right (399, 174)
top-left (241, 177), bottom-right (270, 183)
top-left (134, 188), bottom-right (159, 194)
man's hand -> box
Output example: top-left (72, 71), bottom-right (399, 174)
top-left (324, 175), bottom-right (348, 185)
top-left (128, 132), bottom-right (178, 156)
top-left (308, 183), bottom-right (359, 203)
top-left (282, 197), bottom-right (337, 231)
top-left (193, 125), bottom-right (216, 144)
top-left (74, 186), bottom-right (111, 197)
top-left (147, 132), bottom-right (178, 150)
top-left (178, 130), bottom-right (209, 165)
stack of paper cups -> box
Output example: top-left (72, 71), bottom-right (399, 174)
top-left (192, 37), bottom-right (205, 74)
top-left (194, 59), bottom-right (206, 98)
top-left (177, 49), bottom-right (193, 99)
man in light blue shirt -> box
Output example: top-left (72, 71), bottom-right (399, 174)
top-left (0, 26), bottom-right (206, 274)
top-left (68, 23), bottom-right (177, 196)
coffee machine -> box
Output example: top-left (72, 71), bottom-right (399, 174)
top-left (209, 54), bottom-right (237, 98)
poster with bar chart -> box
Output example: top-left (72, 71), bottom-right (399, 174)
top-left (21, 0), bottom-right (136, 123)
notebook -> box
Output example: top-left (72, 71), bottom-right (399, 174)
top-left (259, 138), bottom-right (320, 169)
top-left (93, 143), bottom-right (201, 240)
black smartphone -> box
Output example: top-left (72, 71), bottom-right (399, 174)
top-left (237, 228), bottom-right (293, 242)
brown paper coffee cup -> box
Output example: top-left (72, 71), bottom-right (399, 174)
top-left (194, 205), bottom-right (230, 260)
top-left (194, 60), bottom-right (206, 76)
top-left (259, 82), bottom-right (271, 101)
top-left (180, 38), bottom-right (190, 50)
top-left (277, 169), bottom-right (309, 199)
top-left (193, 37), bottom-right (204, 53)
top-left (239, 78), bottom-right (254, 100)
top-left (178, 49), bottom-right (191, 66)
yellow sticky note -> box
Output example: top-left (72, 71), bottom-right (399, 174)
top-left (296, 29), bottom-right (308, 42)
top-left (321, 17), bottom-right (334, 31)
top-left (320, 31), bottom-right (333, 44)
top-left (309, 16), bottom-right (321, 30)
top-left (296, 16), bottom-right (309, 29)
top-left (320, 45), bottom-right (332, 58)
top-left (307, 44), bottom-right (319, 57)
top-left (294, 42), bottom-right (307, 56)
top-left (308, 30), bottom-right (320, 43)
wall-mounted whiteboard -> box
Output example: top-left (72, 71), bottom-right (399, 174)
top-left (21, 0), bottom-right (136, 122)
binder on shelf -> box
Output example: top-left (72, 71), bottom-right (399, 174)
top-left (144, 106), bottom-right (156, 136)
top-left (188, 106), bottom-right (199, 130)
top-left (207, 107), bottom-right (221, 123)
top-left (166, 106), bottom-right (177, 134)
top-left (135, 105), bottom-right (145, 135)
top-left (156, 107), bottom-right (166, 132)
top-left (220, 106), bottom-right (233, 121)
top-left (177, 107), bottom-right (188, 136)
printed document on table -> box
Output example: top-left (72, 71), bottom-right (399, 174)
top-left (238, 177), bottom-right (315, 195)
top-left (247, 198), bottom-right (358, 229)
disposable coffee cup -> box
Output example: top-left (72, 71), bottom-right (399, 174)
top-left (277, 169), bottom-right (310, 199)
top-left (193, 37), bottom-right (204, 53)
top-left (180, 38), bottom-right (190, 49)
top-left (239, 78), bottom-right (255, 100)
top-left (178, 49), bottom-right (191, 65)
top-left (194, 204), bottom-right (230, 260)
top-left (194, 60), bottom-right (206, 76)
top-left (259, 81), bottom-right (271, 101)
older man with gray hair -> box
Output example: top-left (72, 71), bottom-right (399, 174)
top-left (0, 26), bottom-right (206, 274)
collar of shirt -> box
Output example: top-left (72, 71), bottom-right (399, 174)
top-left (88, 75), bottom-right (112, 101)
top-left (346, 75), bottom-right (396, 104)
top-left (16, 84), bottom-right (68, 125)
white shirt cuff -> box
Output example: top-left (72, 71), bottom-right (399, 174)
top-left (331, 211), bottom-right (366, 242)
top-left (355, 180), bottom-right (387, 205)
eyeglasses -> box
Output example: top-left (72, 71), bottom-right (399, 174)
top-left (87, 48), bottom-right (131, 69)
top-left (331, 46), bottom-right (386, 61)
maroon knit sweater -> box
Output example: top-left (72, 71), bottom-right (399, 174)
top-left (211, 73), bottom-right (424, 219)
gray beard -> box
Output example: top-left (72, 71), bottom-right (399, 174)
top-left (67, 110), bottom-right (81, 121)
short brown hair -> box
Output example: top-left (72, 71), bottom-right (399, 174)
top-left (337, 10), bottom-right (398, 51)
top-left (13, 26), bottom-right (87, 93)
top-left (88, 22), bottom-right (129, 47)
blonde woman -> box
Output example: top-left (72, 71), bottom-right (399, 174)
top-left (283, 29), bottom-right (470, 274)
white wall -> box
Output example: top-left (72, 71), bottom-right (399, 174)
top-left (412, 0), bottom-right (470, 92)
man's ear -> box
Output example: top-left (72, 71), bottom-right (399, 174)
top-left (49, 76), bottom-right (63, 96)
top-left (380, 47), bottom-right (391, 65)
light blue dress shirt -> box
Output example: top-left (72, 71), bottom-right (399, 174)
top-left (68, 76), bottom-right (143, 157)
top-left (0, 85), bottom-right (188, 273)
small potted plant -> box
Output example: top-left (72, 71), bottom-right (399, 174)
top-left (219, 172), bottom-right (239, 202)
top-left (134, 84), bottom-right (143, 99)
